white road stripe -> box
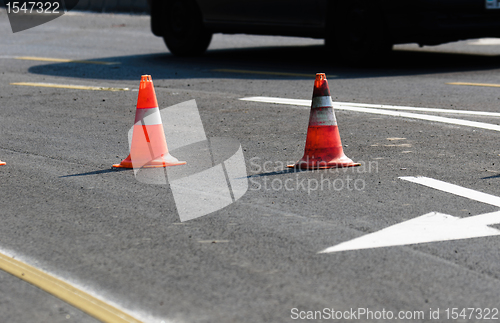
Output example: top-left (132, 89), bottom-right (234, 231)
top-left (241, 97), bottom-right (310, 107)
top-left (240, 97), bottom-right (500, 132)
top-left (241, 96), bottom-right (500, 117)
top-left (400, 176), bottom-right (500, 207)
top-left (335, 102), bottom-right (500, 117)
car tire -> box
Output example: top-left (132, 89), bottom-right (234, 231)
top-left (162, 0), bottom-right (212, 57)
top-left (326, 1), bottom-right (392, 65)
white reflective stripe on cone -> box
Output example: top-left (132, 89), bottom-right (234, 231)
top-left (312, 96), bottom-right (333, 109)
top-left (134, 107), bottom-right (162, 126)
top-left (309, 107), bottom-right (337, 126)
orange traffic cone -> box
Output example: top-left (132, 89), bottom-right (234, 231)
top-left (289, 73), bottom-right (359, 169)
top-left (113, 75), bottom-right (186, 169)
top-left (0, 160), bottom-right (5, 166)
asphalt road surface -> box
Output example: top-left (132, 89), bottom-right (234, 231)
top-left (2, 9), bottom-right (500, 323)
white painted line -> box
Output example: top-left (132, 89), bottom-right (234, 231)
top-left (0, 247), bottom-right (173, 323)
top-left (241, 96), bottom-right (500, 117)
top-left (241, 97), bottom-right (310, 107)
top-left (335, 102), bottom-right (500, 117)
top-left (0, 249), bottom-right (144, 323)
top-left (240, 97), bottom-right (500, 132)
top-left (320, 210), bottom-right (500, 253)
top-left (320, 177), bottom-right (500, 253)
top-left (400, 176), bottom-right (500, 207)
top-left (333, 106), bottom-right (500, 132)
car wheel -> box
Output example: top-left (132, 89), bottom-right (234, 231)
top-left (326, 1), bottom-right (392, 64)
top-left (162, 0), bottom-right (212, 57)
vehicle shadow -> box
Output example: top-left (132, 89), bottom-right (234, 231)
top-left (27, 44), bottom-right (500, 81)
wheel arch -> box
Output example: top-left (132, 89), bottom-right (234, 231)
top-left (150, 0), bottom-right (167, 36)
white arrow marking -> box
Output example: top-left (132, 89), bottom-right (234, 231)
top-left (320, 211), bottom-right (500, 253)
top-left (320, 177), bottom-right (500, 253)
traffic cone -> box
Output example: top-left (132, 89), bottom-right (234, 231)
top-left (0, 160), bottom-right (5, 166)
top-left (288, 73), bottom-right (360, 169)
top-left (113, 75), bottom-right (186, 169)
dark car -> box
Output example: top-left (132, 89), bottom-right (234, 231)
top-left (147, 0), bottom-right (500, 61)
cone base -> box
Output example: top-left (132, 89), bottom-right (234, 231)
top-left (0, 160), bottom-right (5, 166)
top-left (287, 154), bottom-right (360, 169)
top-left (112, 154), bottom-right (186, 169)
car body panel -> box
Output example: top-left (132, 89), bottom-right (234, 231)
top-left (151, 0), bottom-right (500, 47)
top-left (197, 0), bottom-right (247, 22)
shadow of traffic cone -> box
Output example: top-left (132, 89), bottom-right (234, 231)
top-left (288, 73), bottom-right (360, 169)
top-left (113, 75), bottom-right (186, 169)
top-left (0, 160), bottom-right (5, 166)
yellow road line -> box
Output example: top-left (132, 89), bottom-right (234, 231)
top-left (212, 69), bottom-right (318, 78)
top-left (0, 252), bottom-right (142, 323)
top-left (447, 82), bottom-right (500, 88)
top-left (15, 56), bottom-right (120, 65)
top-left (11, 82), bottom-right (129, 91)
